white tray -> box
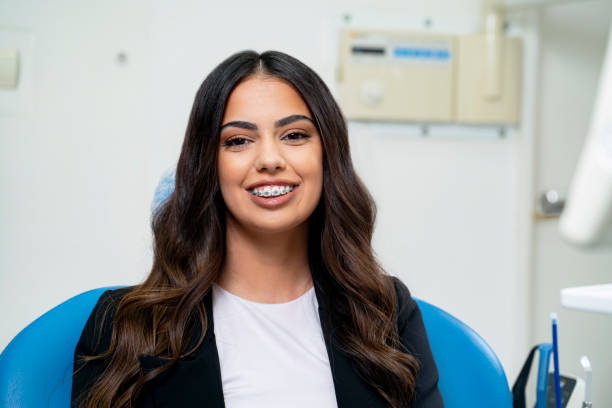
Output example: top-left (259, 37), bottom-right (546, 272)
top-left (561, 284), bottom-right (612, 314)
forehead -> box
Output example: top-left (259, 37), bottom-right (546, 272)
top-left (222, 75), bottom-right (311, 123)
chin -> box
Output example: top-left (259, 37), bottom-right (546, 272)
top-left (251, 220), bottom-right (304, 234)
top-left (238, 215), bottom-right (306, 234)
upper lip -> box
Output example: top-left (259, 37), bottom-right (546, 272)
top-left (245, 179), bottom-right (300, 190)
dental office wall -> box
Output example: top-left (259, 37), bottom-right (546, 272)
top-left (0, 0), bottom-right (608, 402)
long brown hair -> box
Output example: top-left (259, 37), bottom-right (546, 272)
top-left (77, 50), bottom-right (419, 407)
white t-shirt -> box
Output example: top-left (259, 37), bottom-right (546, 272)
top-left (212, 282), bottom-right (338, 408)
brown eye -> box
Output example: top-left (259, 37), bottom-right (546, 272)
top-left (223, 137), bottom-right (251, 147)
top-left (282, 132), bottom-right (310, 141)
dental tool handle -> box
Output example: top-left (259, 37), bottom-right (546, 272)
top-left (551, 313), bottom-right (562, 408)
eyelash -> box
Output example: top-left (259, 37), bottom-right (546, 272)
top-left (283, 132), bottom-right (310, 142)
top-left (223, 137), bottom-right (250, 147)
top-left (222, 132), bottom-right (310, 147)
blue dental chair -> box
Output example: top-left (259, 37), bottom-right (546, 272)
top-left (0, 170), bottom-right (513, 407)
top-left (0, 289), bottom-right (512, 407)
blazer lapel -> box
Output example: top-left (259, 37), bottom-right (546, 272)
top-left (139, 281), bottom-right (387, 408)
top-left (313, 281), bottom-right (388, 408)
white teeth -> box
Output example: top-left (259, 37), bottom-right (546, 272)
top-left (251, 185), bottom-right (294, 197)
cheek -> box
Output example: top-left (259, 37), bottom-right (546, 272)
top-left (288, 147), bottom-right (323, 192)
top-left (217, 153), bottom-right (247, 196)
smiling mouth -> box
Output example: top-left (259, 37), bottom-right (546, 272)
top-left (248, 185), bottom-right (298, 198)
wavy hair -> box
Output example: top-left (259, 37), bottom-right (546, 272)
top-left (76, 50), bottom-right (420, 407)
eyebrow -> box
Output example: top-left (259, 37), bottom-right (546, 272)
top-left (220, 114), bottom-right (315, 131)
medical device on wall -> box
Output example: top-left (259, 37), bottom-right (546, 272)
top-left (557, 23), bottom-right (612, 316)
top-left (337, 25), bottom-right (522, 124)
top-left (559, 23), bottom-right (612, 248)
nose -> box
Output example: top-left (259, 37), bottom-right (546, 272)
top-left (254, 136), bottom-right (286, 172)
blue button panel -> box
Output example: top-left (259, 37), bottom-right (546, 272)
top-left (393, 47), bottom-right (451, 60)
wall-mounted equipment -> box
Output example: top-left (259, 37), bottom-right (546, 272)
top-left (337, 28), bottom-right (522, 125)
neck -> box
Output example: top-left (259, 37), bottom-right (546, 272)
top-left (216, 214), bottom-right (313, 304)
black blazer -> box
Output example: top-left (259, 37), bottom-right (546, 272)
top-left (71, 276), bottom-right (444, 407)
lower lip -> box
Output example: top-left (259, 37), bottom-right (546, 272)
top-left (246, 186), bottom-right (298, 209)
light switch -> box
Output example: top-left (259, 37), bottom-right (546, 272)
top-left (0, 48), bottom-right (20, 89)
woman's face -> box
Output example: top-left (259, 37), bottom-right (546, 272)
top-left (217, 75), bottom-right (323, 234)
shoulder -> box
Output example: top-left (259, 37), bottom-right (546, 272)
top-left (386, 275), bottom-right (425, 351)
top-left (388, 275), bottom-right (418, 332)
top-left (71, 287), bottom-right (134, 406)
top-left (94, 286), bottom-right (133, 311)
top-left (76, 286), bottom-right (134, 356)
top-left (388, 274), bottom-right (413, 305)
top-left (387, 275), bottom-right (444, 407)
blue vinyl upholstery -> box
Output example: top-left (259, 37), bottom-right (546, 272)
top-left (0, 287), bottom-right (120, 408)
top-left (416, 299), bottom-right (512, 407)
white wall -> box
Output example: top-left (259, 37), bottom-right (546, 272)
top-left (1, 0), bottom-right (534, 389)
top-left (1, 0), bottom-right (154, 348)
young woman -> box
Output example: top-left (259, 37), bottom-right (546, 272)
top-left (71, 50), bottom-right (443, 408)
